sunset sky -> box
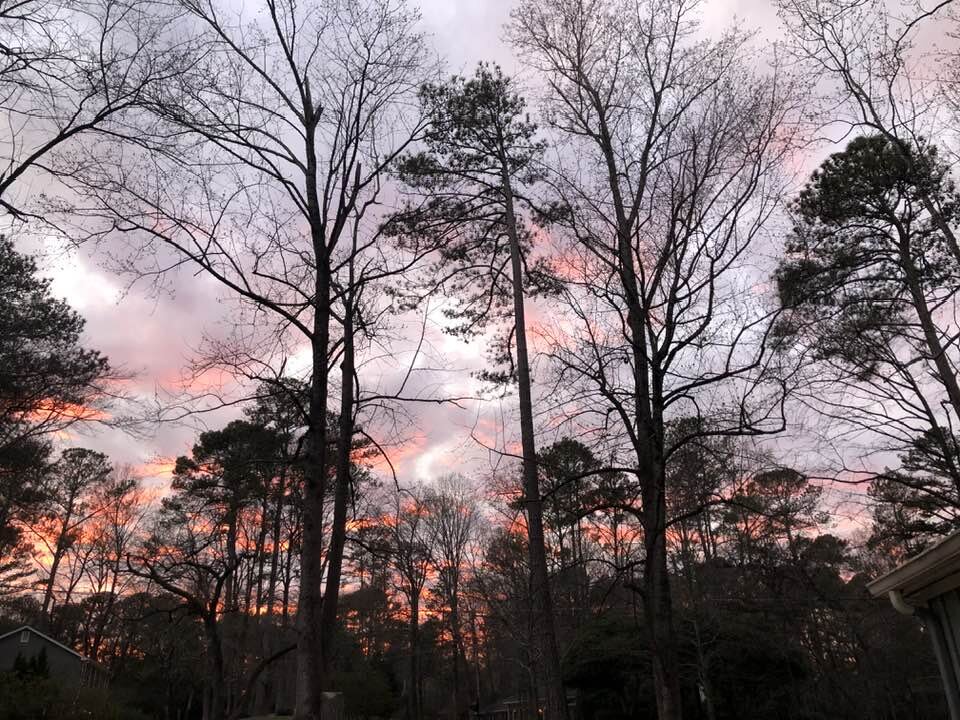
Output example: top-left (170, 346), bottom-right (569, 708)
top-left (19, 0), bottom-right (870, 521)
top-left (7, 3), bottom-right (960, 719)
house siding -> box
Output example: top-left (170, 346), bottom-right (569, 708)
top-left (0, 627), bottom-right (108, 688)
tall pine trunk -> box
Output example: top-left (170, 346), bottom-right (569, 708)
top-left (501, 165), bottom-right (568, 720)
top-left (898, 234), bottom-right (960, 422)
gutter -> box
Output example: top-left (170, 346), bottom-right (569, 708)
top-left (888, 589), bottom-right (915, 616)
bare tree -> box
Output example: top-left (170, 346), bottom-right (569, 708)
top-left (32, 447), bottom-right (112, 623)
top-left (59, 1), bottom-right (433, 716)
top-left (0, 0), bottom-right (179, 219)
top-left (424, 473), bottom-right (480, 720)
top-left (128, 485), bottom-right (243, 720)
top-left (81, 464), bottom-right (146, 659)
top-left (385, 485), bottom-right (435, 720)
top-left (509, 1), bottom-right (799, 717)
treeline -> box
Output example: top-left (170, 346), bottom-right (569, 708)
top-left (3, 0), bottom-right (960, 719)
top-left (0, 389), bottom-right (946, 720)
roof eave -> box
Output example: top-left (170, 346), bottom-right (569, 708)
top-left (868, 531), bottom-right (960, 603)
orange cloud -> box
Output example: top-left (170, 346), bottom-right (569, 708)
top-left (138, 457), bottom-right (177, 481)
top-left (25, 400), bottom-right (110, 424)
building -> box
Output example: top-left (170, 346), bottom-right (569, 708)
top-left (0, 625), bottom-right (109, 689)
top-left (868, 531), bottom-right (960, 720)
top-left (473, 691), bottom-right (579, 720)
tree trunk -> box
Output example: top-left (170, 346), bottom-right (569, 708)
top-left (319, 290), bottom-right (356, 679)
top-left (42, 496), bottom-right (76, 623)
top-left (295, 92), bottom-right (333, 719)
top-left (258, 473), bottom-right (286, 714)
top-left (622, 244), bottom-right (684, 719)
top-left (41, 543), bottom-right (65, 624)
top-left (253, 494), bottom-right (271, 615)
top-left (450, 591), bottom-right (464, 720)
top-left (501, 165), bottom-right (568, 720)
top-left (90, 555), bottom-right (121, 659)
top-left (610, 175), bottom-right (684, 719)
top-left (409, 593), bottom-right (422, 720)
top-left (591, 90), bottom-right (685, 718)
top-left (641, 459), bottom-right (684, 720)
top-left (898, 233), bottom-right (960, 421)
top-left (203, 615), bottom-right (226, 720)
top-left (282, 535), bottom-right (295, 626)
top-left (266, 471), bottom-right (286, 617)
top-left (294, 268), bottom-right (331, 719)
top-left (470, 611), bottom-right (482, 709)
top-left (225, 500), bottom-right (239, 612)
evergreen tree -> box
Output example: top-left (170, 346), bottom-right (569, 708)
top-left (389, 62), bottom-right (568, 720)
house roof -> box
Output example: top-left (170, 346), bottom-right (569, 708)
top-left (0, 625), bottom-right (94, 664)
top-left (868, 531), bottom-right (960, 605)
top-left (478, 690), bottom-right (579, 713)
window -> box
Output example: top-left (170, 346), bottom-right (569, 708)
top-left (18, 630), bottom-right (28, 644)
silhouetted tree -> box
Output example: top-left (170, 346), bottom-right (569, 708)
top-left (390, 63), bottom-right (567, 720)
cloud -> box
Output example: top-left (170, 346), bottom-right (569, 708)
top-left (17, 0), bottom-right (869, 505)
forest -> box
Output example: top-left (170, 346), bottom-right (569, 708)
top-left (2, 0), bottom-right (960, 719)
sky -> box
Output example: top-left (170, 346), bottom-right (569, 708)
top-left (14, 0), bottom-right (879, 511)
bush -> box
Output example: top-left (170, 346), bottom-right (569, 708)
top-left (0, 671), bottom-right (146, 720)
